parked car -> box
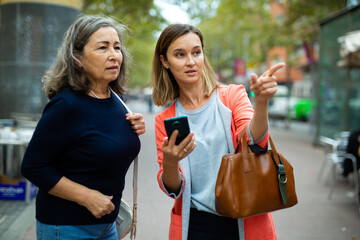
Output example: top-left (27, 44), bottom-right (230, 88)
top-left (269, 97), bottom-right (316, 121)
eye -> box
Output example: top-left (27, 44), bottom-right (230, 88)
top-left (114, 46), bottom-right (121, 51)
top-left (193, 50), bottom-right (201, 56)
top-left (175, 52), bottom-right (184, 57)
top-left (98, 46), bottom-right (107, 50)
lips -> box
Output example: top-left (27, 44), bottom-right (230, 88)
top-left (185, 69), bottom-right (196, 74)
top-left (107, 65), bottom-right (118, 70)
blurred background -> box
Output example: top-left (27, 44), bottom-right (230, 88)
top-left (1, 0), bottom-right (359, 141)
top-left (0, 0), bottom-right (359, 139)
top-left (1, 1), bottom-right (360, 239)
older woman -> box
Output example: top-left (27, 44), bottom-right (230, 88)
top-left (151, 24), bottom-right (284, 240)
top-left (21, 15), bottom-right (145, 240)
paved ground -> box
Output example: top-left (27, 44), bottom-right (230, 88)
top-left (0, 100), bottom-right (359, 240)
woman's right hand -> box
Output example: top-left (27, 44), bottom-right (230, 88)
top-left (82, 190), bottom-right (115, 219)
top-left (160, 130), bottom-right (196, 194)
top-left (48, 177), bottom-right (115, 219)
top-left (162, 130), bottom-right (196, 166)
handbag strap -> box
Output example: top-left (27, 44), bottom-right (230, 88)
top-left (236, 126), bottom-right (288, 204)
top-left (234, 127), bottom-right (278, 155)
top-left (110, 87), bottom-right (138, 239)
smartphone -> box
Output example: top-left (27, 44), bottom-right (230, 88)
top-left (164, 116), bottom-right (190, 145)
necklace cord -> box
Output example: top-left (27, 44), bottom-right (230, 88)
top-left (90, 89), bottom-right (110, 99)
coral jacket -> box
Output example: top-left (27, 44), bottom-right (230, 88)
top-left (154, 84), bottom-right (277, 240)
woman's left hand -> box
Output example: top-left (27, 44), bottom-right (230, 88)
top-left (126, 113), bottom-right (145, 136)
top-left (250, 63), bottom-right (285, 103)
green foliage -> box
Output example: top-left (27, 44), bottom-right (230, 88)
top-left (84, 0), bottom-right (166, 88)
top-left (195, 0), bottom-right (349, 82)
top-left (82, 0), bottom-right (349, 86)
top-left (168, 0), bottom-right (220, 23)
top-left (285, 0), bottom-right (348, 42)
top-left (197, 0), bottom-right (277, 82)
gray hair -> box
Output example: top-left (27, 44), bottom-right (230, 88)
top-left (42, 14), bottom-right (130, 99)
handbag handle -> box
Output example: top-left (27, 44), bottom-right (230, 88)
top-left (234, 127), bottom-right (277, 155)
top-left (234, 127), bottom-right (279, 160)
top-left (235, 126), bottom-right (288, 204)
top-left (110, 87), bottom-right (138, 239)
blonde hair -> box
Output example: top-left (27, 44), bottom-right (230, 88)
top-left (42, 14), bottom-right (130, 99)
top-left (150, 24), bottom-right (218, 106)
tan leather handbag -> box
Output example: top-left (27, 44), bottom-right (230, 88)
top-left (215, 128), bottom-right (298, 219)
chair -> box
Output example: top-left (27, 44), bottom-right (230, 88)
top-left (317, 136), bottom-right (338, 181)
top-left (328, 131), bottom-right (350, 181)
top-left (321, 131), bottom-right (360, 213)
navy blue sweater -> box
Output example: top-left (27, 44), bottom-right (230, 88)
top-left (21, 88), bottom-right (140, 225)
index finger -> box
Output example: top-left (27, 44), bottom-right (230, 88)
top-left (126, 113), bottom-right (142, 120)
top-left (264, 63), bottom-right (285, 77)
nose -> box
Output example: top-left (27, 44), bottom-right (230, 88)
top-left (108, 47), bottom-right (118, 60)
top-left (186, 55), bottom-right (195, 65)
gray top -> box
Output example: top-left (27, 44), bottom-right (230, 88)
top-left (176, 89), bottom-right (229, 214)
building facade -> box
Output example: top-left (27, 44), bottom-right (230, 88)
top-left (0, 0), bottom-right (82, 118)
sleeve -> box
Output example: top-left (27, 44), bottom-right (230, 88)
top-left (227, 84), bottom-right (269, 150)
top-left (160, 173), bottom-right (184, 199)
top-left (21, 96), bottom-right (77, 192)
top-left (247, 120), bottom-right (269, 145)
top-left (155, 112), bottom-right (186, 199)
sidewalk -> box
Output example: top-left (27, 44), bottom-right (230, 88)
top-left (270, 121), bottom-right (360, 240)
top-left (1, 105), bottom-right (359, 239)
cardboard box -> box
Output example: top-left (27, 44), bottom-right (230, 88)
top-left (0, 175), bottom-right (37, 201)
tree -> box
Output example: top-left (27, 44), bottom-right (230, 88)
top-left (197, 0), bottom-right (277, 82)
top-left (84, 0), bottom-right (166, 88)
top-left (82, 0), bottom-right (349, 87)
top-left (168, 0), bottom-right (220, 24)
top-left (185, 0), bottom-right (348, 83)
top-left (285, 0), bottom-right (347, 43)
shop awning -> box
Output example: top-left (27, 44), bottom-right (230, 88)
top-left (337, 30), bottom-right (360, 68)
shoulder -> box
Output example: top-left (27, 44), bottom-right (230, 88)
top-left (217, 84), bottom-right (248, 107)
top-left (155, 101), bottom-right (176, 122)
top-left (155, 102), bottom-right (176, 137)
top-left (44, 88), bottom-right (84, 115)
top-left (217, 84), bottom-right (246, 95)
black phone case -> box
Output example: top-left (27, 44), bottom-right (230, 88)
top-left (164, 116), bottom-right (190, 145)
